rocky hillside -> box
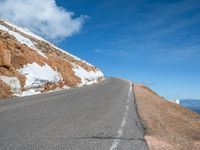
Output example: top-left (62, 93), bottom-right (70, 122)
top-left (0, 19), bottom-right (103, 99)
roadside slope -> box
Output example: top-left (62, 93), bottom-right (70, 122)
top-left (134, 84), bottom-right (200, 150)
top-left (0, 18), bottom-right (103, 98)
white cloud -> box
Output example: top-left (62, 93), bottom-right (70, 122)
top-left (0, 0), bottom-right (87, 40)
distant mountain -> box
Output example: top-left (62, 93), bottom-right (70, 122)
top-left (175, 99), bottom-right (200, 114)
top-left (0, 18), bottom-right (103, 98)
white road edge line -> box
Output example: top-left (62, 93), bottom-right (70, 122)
top-left (109, 83), bottom-right (132, 150)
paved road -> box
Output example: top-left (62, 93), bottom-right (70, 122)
top-left (0, 78), bottom-right (148, 150)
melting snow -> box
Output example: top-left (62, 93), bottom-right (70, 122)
top-left (73, 65), bottom-right (103, 86)
top-left (0, 76), bottom-right (21, 94)
top-left (1, 20), bottom-right (80, 61)
top-left (0, 24), bottom-right (47, 58)
top-left (1, 20), bottom-right (96, 65)
top-left (15, 89), bottom-right (41, 97)
top-left (0, 24), bottom-right (9, 31)
top-left (18, 62), bottom-right (62, 88)
top-left (3, 19), bottom-right (47, 42)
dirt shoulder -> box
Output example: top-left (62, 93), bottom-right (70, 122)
top-left (134, 84), bottom-right (200, 150)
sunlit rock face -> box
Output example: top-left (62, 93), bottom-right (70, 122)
top-left (0, 19), bottom-right (104, 98)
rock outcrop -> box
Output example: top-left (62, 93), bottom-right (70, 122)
top-left (0, 42), bottom-right (11, 68)
top-left (0, 19), bottom-right (103, 99)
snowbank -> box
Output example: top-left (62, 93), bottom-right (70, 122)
top-left (0, 76), bottom-right (21, 94)
top-left (18, 62), bottom-right (62, 88)
top-left (73, 65), bottom-right (103, 86)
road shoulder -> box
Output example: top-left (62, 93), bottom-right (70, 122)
top-left (133, 84), bottom-right (200, 150)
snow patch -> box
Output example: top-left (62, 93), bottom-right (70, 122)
top-left (46, 86), bottom-right (70, 94)
top-left (15, 85), bottom-right (70, 97)
top-left (0, 24), bottom-right (34, 47)
top-left (175, 99), bottom-right (180, 104)
top-left (1, 20), bottom-right (96, 65)
top-left (0, 24), bottom-right (47, 58)
top-left (0, 76), bottom-right (21, 94)
top-left (15, 89), bottom-right (41, 97)
top-left (2, 19), bottom-right (48, 43)
top-left (1, 20), bottom-right (79, 61)
top-left (18, 62), bottom-right (62, 89)
top-left (72, 65), bottom-right (103, 86)
top-left (0, 24), bottom-right (9, 31)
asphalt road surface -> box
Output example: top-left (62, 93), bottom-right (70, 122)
top-left (0, 78), bottom-right (148, 150)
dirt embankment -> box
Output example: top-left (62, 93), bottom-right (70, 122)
top-left (134, 84), bottom-right (200, 150)
top-left (0, 19), bottom-right (102, 99)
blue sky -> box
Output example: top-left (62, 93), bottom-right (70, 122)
top-left (1, 0), bottom-right (198, 99)
top-left (53, 0), bottom-right (200, 99)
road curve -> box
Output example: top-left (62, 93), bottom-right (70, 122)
top-left (0, 78), bottom-right (148, 150)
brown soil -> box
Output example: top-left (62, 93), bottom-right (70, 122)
top-left (0, 80), bottom-right (12, 99)
top-left (134, 84), bottom-right (200, 150)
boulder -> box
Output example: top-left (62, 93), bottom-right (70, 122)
top-left (0, 47), bottom-right (11, 68)
top-left (0, 80), bottom-right (12, 99)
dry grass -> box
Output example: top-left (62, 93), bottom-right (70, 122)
top-left (134, 84), bottom-right (200, 150)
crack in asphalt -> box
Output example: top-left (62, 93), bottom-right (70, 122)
top-left (88, 136), bottom-right (146, 141)
top-left (44, 136), bottom-right (146, 141)
top-left (134, 118), bottom-right (141, 130)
